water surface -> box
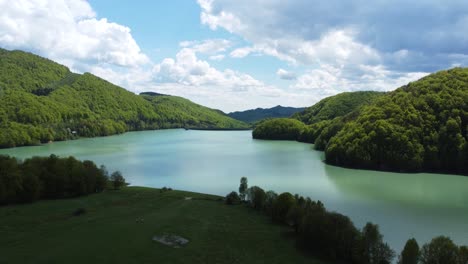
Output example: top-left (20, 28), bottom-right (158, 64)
top-left (2, 129), bottom-right (468, 252)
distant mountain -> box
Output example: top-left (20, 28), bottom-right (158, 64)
top-left (0, 48), bottom-right (249, 148)
top-left (228, 105), bottom-right (306, 123)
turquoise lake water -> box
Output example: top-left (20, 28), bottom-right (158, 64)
top-left (1, 129), bottom-right (467, 252)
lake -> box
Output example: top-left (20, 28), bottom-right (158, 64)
top-left (1, 129), bottom-right (468, 252)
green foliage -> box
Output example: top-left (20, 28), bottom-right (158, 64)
top-left (0, 49), bottom-right (248, 148)
top-left (228, 105), bottom-right (305, 123)
top-left (326, 68), bottom-right (468, 174)
top-left (459, 246), bottom-right (468, 264)
top-left (227, 177), bottom-right (400, 264)
top-left (293, 91), bottom-right (384, 124)
top-left (272, 192), bottom-right (295, 223)
top-left (252, 92), bottom-right (382, 148)
top-left (361, 222), bottom-right (395, 264)
top-left (0, 154), bottom-right (111, 205)
top-left (246, 186), bottom-right (266, 210)
top-left (420, 236), bottom-right (459, 264)
top-left (252, 118), bottom-right (307, 140)
top-left (225, 191), bottom-right (241, 205)
top-left (110, 171), bottom-right (126, 190)
top-left (141, 93), bottom-right (248, 129)
top-left (398, 238), bottom-right (420, 264)
top-left (238, 177), bottom-right (248, 201)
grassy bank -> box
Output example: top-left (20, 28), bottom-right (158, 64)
top-left (0, 187), bottom-right (325, 264)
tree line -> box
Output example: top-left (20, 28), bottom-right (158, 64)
top-left (0, 154), bottom-right (125, 205)
top-left (226, 177), bottom-right (468, 264)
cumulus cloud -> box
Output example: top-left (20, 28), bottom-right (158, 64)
top-left (0, 0), bottom-right (149, 70)
top-left (152, 44), bottom-right (262, 87)
top-left (198, 0), bottom-right (468, 71)
top-left (276, 69), bottom-right (297, 80)
top-left (292, 64), bottom-right (428, 97)
top-left (196, 0), bottom-right (467, 108)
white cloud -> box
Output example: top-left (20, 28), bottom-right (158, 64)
top-left (196, 0), bottom-right (450, 109)
top-left (0, 0), bottom-right (149, 70)
top-left (230, 47), bottom-right (254, 58)
top-left (179, 39), bottom-right (231, 55)
top-left (276, 69), bottom-right (297, 80)
top-left (147, 42), bottom-right (319, 112)
top-left (153, 47), bottom-right (262, 87)
top-left (292, 64), bottom-right (428, 97)
top-left (209, 54), bottom-right (225, 61)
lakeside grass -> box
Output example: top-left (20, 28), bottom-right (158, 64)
top-left (0, 187), bottom-right (325, 264)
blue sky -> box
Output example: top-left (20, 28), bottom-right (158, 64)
top-left (1, 0), bottom-right (468, 111)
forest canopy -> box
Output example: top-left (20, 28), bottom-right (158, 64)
top-left (0, 48), bottom-right (248, 148)
top-left (253, 68), bottom-right (468, 175)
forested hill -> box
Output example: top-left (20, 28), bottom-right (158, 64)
top-left (293, 91), bottom-right (384, 124)
top-left (326, 68), bottom-right (468, 174)
top-left (252, 91), bottom-right (384, 149)
top-left (0, 48), bottom-right (248, 148)
top-left (228, 105), bottom-right (305, 123)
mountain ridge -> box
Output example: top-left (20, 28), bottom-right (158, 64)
top-left (228, 105), bottom-right (306, 123)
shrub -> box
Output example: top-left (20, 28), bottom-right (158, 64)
top-left (225, 191), bottom-right (240, 205)
top-left (72, 208), bottom-right (86, 216)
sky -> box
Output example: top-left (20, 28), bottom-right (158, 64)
top-left (1, 0), bottom-right (468, 112)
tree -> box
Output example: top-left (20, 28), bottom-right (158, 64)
top-left (362, 222), bottom-right (395, 264)
top-left (110, 171), bottom-right (126, 190)
top-left (272, 192), bottom-right (295, 223)
top-left (459, 246), bottom-right (468, 264)
top-left (225, 191), bottom-right (240, 205)
top-left (420, 236), bottom-right (459, 264)
top-left (398, 238), bottom-right (420, 264)
top-left (247, 186), bottom-right (266, 210)
top-left (286, 204), bottom-right (304, 233)
top-left (239, 177), bottom-right (248, 201)
top-left (264, 190), bottom-right (278, 214)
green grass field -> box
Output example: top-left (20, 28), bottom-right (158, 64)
top-left (0, 187), bottom-right (325, 264)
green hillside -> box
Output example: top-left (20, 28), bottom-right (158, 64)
top-left (293, 91), bottom-right (384, 124)
top-left (0, 48), bottom-right (248, 148)
top-left (326, 68), bottom-right (468, 174)
top-left (228, 105), bottom-right (305, 123)
top-left (0, 187), bottom-right (325, 264)
top-left (252, 92), bottom-right (383, 148)
top-left (252, 118), bottom-right (306, 140)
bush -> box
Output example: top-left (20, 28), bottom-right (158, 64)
top-left (225, 191), bottom-right (240, 205)
top-left (72, 208), bottom-right (86, 216)
top-left (160, 187), bottom-right (173, 193)
top-left (110, 171), bottom-right (126, 190)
